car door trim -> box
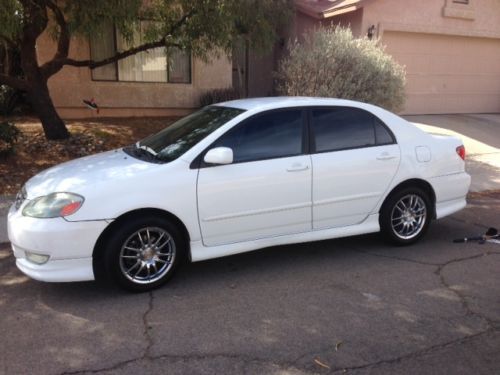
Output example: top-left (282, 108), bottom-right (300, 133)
top-left (202, 201), bottom-right (312, 222)
top-left (314, 192), bottom-right (381, 206)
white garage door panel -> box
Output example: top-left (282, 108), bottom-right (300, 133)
top-left (383, 31), bottom-right (500, 114)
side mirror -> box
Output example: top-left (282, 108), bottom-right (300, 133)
top-left (204, 147), bottom-right (233, 165)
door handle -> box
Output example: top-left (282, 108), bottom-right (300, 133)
top-left (287, 164), bottom-right (309, 172)
top-left (376, 152), bottom-right (396, 161)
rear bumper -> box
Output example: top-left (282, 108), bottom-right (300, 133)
top-left (429, 172), bottom-right (471, 219)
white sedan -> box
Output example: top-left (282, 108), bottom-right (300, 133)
top-left (8, 97), bottom-right (470, 291)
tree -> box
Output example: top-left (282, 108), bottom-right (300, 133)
top-left (0, 0), bottom-right (292, 140)
top-left (276, 26), bottom-right (406, 112)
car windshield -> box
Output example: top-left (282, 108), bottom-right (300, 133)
top-left (126, 106), bottom-right (245, 163)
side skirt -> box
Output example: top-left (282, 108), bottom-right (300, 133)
top-left (190, 214), bottom-right (380, 262)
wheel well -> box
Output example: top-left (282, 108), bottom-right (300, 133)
top-left (381, 179), bottom-right (436, 218)
top-left (92, 208), bottom-right (191, 263)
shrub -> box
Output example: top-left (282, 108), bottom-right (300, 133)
top-left (199, 88), bottom-right (240, 107)
top-left (0, 121), bottom-right (20, 155)
top-left (276, 26), bottom-right (406, 112)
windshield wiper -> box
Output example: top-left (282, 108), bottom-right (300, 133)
top-left (135, 142), bottom-right (158, 156)
top-left (123, 144), bottom-right (164, 163)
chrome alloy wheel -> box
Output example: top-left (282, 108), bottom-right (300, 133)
top-left (119, 227), bottom-right (176, 284)
top-left (390, 194), bottom-right (427, 240)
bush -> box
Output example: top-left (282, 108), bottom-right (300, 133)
top-left (0, 121), bottom-right (20, 155)
top-left (199, 88), bottom-right (240, 107)
top-left (276, 26), bottom-right (406, 112)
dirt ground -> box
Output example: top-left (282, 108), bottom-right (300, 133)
top-left (0, 116), bottom-right (178, 195)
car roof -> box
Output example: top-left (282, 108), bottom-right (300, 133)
top-left (216, 97), bottom-right (372, 111)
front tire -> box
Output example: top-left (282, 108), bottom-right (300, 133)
top-left (380, 187), bottom-right (432, 245)
top-left (103, 216), bottom-right (185, 292)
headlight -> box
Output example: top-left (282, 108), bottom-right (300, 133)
top-left (22, 192), bottom-right (84, 218)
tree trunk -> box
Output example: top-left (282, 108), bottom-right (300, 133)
top-left (27, 79), bottom-right (69, 140)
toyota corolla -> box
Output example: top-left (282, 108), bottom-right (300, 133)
top-left (8, 97), bottom-right (471, 291)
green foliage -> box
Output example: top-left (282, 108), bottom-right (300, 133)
top-left (0, 0), bottom-right (22, 40)
top-left (199, 87), bottom-right (240, 107)
top-left (276, 26), bottom-right (406, 112)
top-left (0, 120), bottom-right (20, 155)
top-left (1, 0), bottom-right (292, 59)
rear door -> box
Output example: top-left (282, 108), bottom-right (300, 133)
top-left (310, 107), bottom-right (400, 229)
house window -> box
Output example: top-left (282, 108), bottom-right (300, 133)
top-left (90, 22), bottom-right (191, 84)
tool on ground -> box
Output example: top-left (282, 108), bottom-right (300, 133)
top-left (453, 227), bottom-right (499, 244)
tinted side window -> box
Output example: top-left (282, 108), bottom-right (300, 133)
top-left (214, 110), bottom-right (303, 163)
top-left (311, 107), bottom-right (393, 153)
top-left (374, 119), bottom-right (395, 145)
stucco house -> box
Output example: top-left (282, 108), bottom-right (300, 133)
top-left (288, 0), bottom-right (500, 114)
top-left (243, 0), bottom-right (500, 115)
top-left (38, 25), bottom-right (232, 119)
top-left (43, 0), bottom-right (500, 118)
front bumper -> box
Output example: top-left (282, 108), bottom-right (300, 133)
top-left (8, 204), bottom-right (109, 282)
top-left (15, 256), bottom-right (94, 282)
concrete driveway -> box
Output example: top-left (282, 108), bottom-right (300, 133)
top-left (1, 193), bottom-right (499, 374)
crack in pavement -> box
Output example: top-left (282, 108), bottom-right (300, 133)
top-left (61, 291), bottom-right (156, 375)
top-left (352, 246), bottom-right (499, 329)
top-left (58, 249), bottom-right (500, 375)
top-left (330, 328), bottom-right (499, 374)
top-left (58, 352), bottom-right (302, 375)
top-left (58, 329), bottom-right (500, 375)
top-left (143, 291), bottom-right (155, 357)
top-left (351, 248), bottom-right (437, 266)
top-left (435, 252), bottom-right (500, 330)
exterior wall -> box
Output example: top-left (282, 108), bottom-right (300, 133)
top-left (361, 0), bottom-right (500, 40)
top-left (360, 0), bottom-right (500, 114)
top-left (37, 33), bottom-right (232, 118)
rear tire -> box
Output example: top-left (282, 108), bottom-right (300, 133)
top-left (102, 216), bottom-right (185, 292)
top-left (380, 187), bottom-right (432, 245)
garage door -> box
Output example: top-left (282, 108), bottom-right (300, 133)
top-left (383, 31), bottom-right (500, 114)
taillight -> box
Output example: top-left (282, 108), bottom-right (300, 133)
top-left (456, 145), bottom-right (465, 161)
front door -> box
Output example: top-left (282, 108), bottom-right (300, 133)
top-left (197, 109), bottom-right (312, 246)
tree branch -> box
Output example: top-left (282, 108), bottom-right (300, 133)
top-left (0, 73), bottom-right (29, 91)
top-left (40, 0), bottom-right (70, 78)
top-left (64, 39), bottom-right (182, 69)
top-left (63, 9), bottom-right (196, 69)
top-left (0, 34), bottom-right (16, 49)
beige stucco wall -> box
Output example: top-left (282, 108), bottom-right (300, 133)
top-left (360, 0), bottom-right (500, 114)
top-left (37, 33), bottom-right (232, 118)
top-left (361, 0), bottom-right (500, 39)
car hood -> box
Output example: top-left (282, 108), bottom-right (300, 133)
top-left (25, 149), bottom-right (156, 198)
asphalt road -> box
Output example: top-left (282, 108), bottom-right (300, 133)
top-left (1, 193), bottom-right (499, 375)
